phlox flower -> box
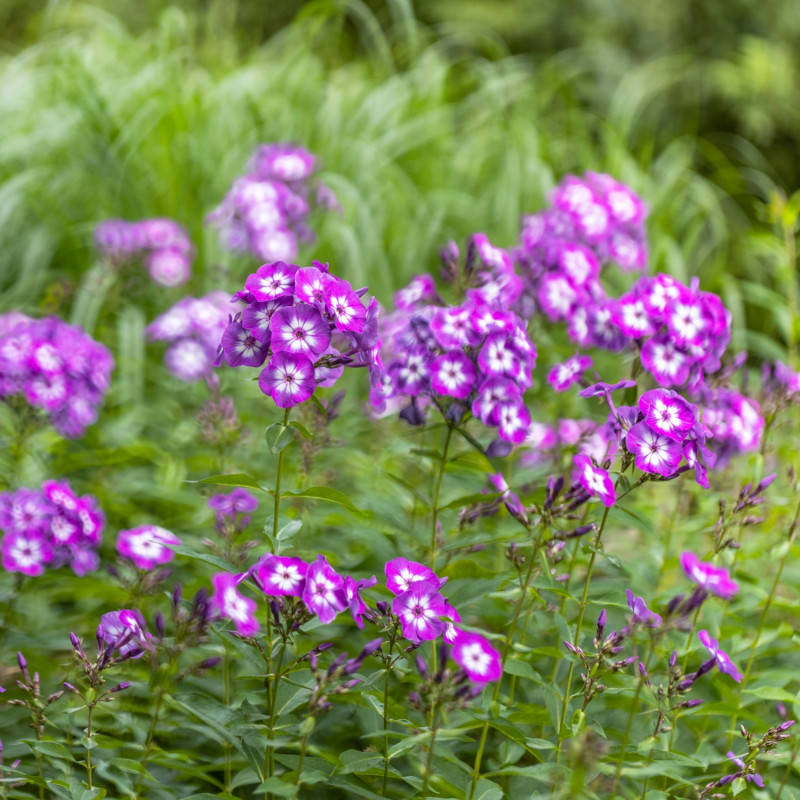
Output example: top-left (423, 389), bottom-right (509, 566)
top-left (430, 351), bottom-right (476, 399)
top-left (395, 274), bottom-right (437, 310)
top-left (270, 303), bottom-right (331, 357)
top-left (259, 351), bottom-right (316, 408)
top-left (547, 354), bottom-right (592, 393)
top-left (97, 609), bottom-right (151, 658)
top-left (344, 575), bottom-right (378, 628)
top-left (451, 631), bottom-right (502, 683)
top-left (698, 630), bottom-right (742, 682)
top-left (116, 525), bottom-right (181, 570)
top-left (442, 603), bottom-right (462, 643)
top-left (1, 532), bottom-right (52, 576)
top-left (497, 401), bottom-right (531, 444)
top-left (625, 589), bottom-right (662, 628)
top-left (325, 279), bottom-right (367, 333)
top-left (573, 454), bottom-right (615, 507)
top-left (241, 297), bottom-right (292, 344)
top-left (245, 262), bottom-right (297, 301)
top-left (211, 573), bottom-right (260, 636)
top-left (726, 752), bottom-right (764, 787)
top-left (258, 556), bottom-right (308, 597)
top-left (638, 388), bottom-right (697, 442)
top-left (302, 554), bottom-right (347, 624)
top-left (392, 580), bottom-right (447, 642)
top-left (625, 421), bottom-right (683, 476)
top-left (640, 335), bottom-right (693, 388)
top-left (680, 552), bottom-right (738, 599)
top-left (385, 557), bottom-right (443, 595)
top-left (220, 320), bottom-right (270, 367)
top-left (294, 266), bottom-right (330, 307)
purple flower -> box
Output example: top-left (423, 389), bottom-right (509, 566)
top-left (258, 351), bottom-right (316, 407)
top-left (547, 355), bottom-right (592, 392)
top-left (431, 307), bottom-right (481, 349)
top-left (220, 319), bottom-right (269, 368)
top-left (164, 339), bottom-right (212, 382)
top-left (430, 351), bottom-right (476, 399)
top-left (270, 303), bottom-right (331, 357)
top-left (573, 454), bottom-right (615, 507)
top-left (325, 279), bottom-right (367, 333)
top-left (638, 389), bottom-right (697, 442)
top-left (497, 401), bottom-right (531, 444)
top-left (241, 297), bottom-right (293, 344)
top-left (258, 556), bottom-right (308, 597)
top-left (395, 274), bottom-right (437, 310)
top-left (392, 580), bottom-right (447, 642)
top-left (579, 379), bottom-right (636, 399)
top-left (294, 266), bottom-right (330, 307)
top-left (146, 247), bottom-right (191, 288)
top-left (625, 589), bottom-right (662, 627)
top-left (680, 552), bottom-right (738, 599)
top-left (698, 630), bottom-right (742, 682)
top-left (472, 377), bottom-right (519, 424)
top-left (442, 603), bottom-right (462, 643)
top-left (211, 573), bottom-right (259, 636)
top-left (302, 554), bottom-right (347, 624)
top-left (451, 631), bottom-right (502, 683)
top-left (726, 751), bottom-right (764, 787)
top-left (116, 525), bottom-right (181, 570)
top-left (244, 262), bottom-right (297, 302)
top-left (1, 532), bottom-right (52, 576)
top-left (344, 575), bottom-right (378, 628)
top-left (487, 473), bottom-right (526, 519)
top-left (208, 488), bottom-right (259, 519)
top-left (478, 333), bottom-right (521, 379)
top-left (626, 420), bottom-right (683, 476)
top-left (97, 609), bottom-right (151, 658)
top-left (385, 557), bottom-right (442, 595)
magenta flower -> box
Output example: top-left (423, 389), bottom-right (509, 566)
top-left (258, 556), bottom-right (308, 597)
top-left (472, 377), bottom-right (519, 424)
top-left (698, 630), bottom-right (742, 682)
top-left (302, 554), bottom-right (347, 623)
top-left (430, 351), bottom-right (476, 399)
top-left (613, 293), bottom-right (657, 338)
top-left (395, 274), bottom-right (437, 310)
top-left (393, 580), bottom-right (447, 642)
top-left (385, 557), bottom-right (442, 595)
top-left (325, 279), bottom-right (367, 333)
top-left (97, 609), bottom-right (151, 658)
top-left (211, 573), bottom-right (259, 636)
top-left (442, 603), bottom-right (462, 643)
top-left (680, 552), bottom-right (738, 599)
top-left (547, 355), bottom-right (592, 393)
top-left (294, 266), bottom-right (330, 307)
top-left (451, 632), bottom-right (502, 683)
top-left (638, 389), bottom-right (697, 442)
top-left (241, 297), bottom-right (293, 344)
top-left (116, 525), bottom-right (181, 570)
top-left (258, 351), bottom-right (316, 407)
top-left (626, 421), bottom-right (683, 476)
top-left (573, 454), bottom-right (616, 507)
top-left (431, 307), bottom-right (481, 349)
top-left (244, 262), bottom-right (297, 301)
top-left (478, 333), bottom-right (521, 379)
top-left (625, 589), bottom-right (662, 628)
top-left (270, 303), bottom-right (331, 358)
top-left (220, 320), bottom-right (269, 368)
top-left (497, 401), bottom-right (531, 444)
top-left (726, 751), bottom-right (765, 787)
top-left (1, 532), bottom-right (52, 576)
top-left (146, 247), bottom-right (191, 288)
top-left (390, 349), bottom-right (431, 396)
top-left (344, 575), bottom-right (378, 629)
top-left (640, 335), bottom-right (692, 387)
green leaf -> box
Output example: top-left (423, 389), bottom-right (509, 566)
top-left (188, 473), bottom-right (264, 491)
top-left (168, 543), bottom-right (237, 573)
top-left (27, 740), bottom-right (74, 761)
top-left (282, 486), bottom-right (367, 517)
top-left (104, 758), bottom-right (154, 779)
top-left (338, 750), bottom-right (385, 775)
top-left (289, 421), bottom-right (314, 439)
top-left (266, 423), bottom-right (296, 454)
top-left (744, 685), bottom-right (798, 703)
top-left (277, 519), bottom-right (303, 542)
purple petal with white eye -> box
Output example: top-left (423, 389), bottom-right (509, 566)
top-left (241, 297), bottom-right (292, 344)
top-left (431, 351), bottom-right (476, 400)
top-left (301, 554), bottom-right (347, 624)
top-left (626, 421), bottom-right (683, 476)
top-left (220, 320), bottom-right (269, 368)
top-left (244, 261), bottom-right (297, 301)
top-left (392, 580), bottom-right (447, 642)
top-left (325, 279), bottom-right (366, 333)
top-left (451, 631), bottom-right (502, 682)
top-left (270, 303), bottom-right (331, 357)
top-left (258, 351), bottom-right (316, 408)
top-left (638, 388), bottom-right (697, 442)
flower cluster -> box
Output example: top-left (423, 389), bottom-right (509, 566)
top-left (206, 143), bottom-right (337, 263)
top-left (0, 481), bottom-right (104, 576)
top-left (146, 292), bottom-right (231, 382)
top-left (372, 282), bottom-right (537, 443)
top-left (216, 260), bottom-right (379, 407)
top-left (0, 314), bottom-right (113, 437)
top-left (699, 386), bottom-right (764, 463)
top-left (94, 217), bottom-right (194, 287)
top-left (116, 525), bottom-right (182, 571)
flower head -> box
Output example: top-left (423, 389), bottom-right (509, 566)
top-left (385, 557), bottom-right (443, 596)
top-left (211, 573), bottom-right (260, 636)
top-left (451, 631), bottom-right (502, 683)
top-left (302, 554), bottom-right (347, 623)
top-left (258, 556), bottom-right (308, 598)
top-left (573, 454), bottom-right (616, 507)
top-left (392, 580), bottom-right (447, 642)
top-left (116, 525), bottom-right (181, 570)
top-left (698, 630), bottom-right (742, 682)
top-left (259, 351), bottom-right (316, 408)
top-left (680, 552), bottom-right (738, 599)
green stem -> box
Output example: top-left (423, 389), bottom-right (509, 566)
top-left (295, 734), bottom-right (310, 787)
top-left (429, 423), bottom-right (454, 572)
top-left (421, 703), bottom-right (439, 798)
top-left (132, 687), bottom-right (166, 796)
top-left (380, 638), bottom-right (396, 797)
top-left (469, 532), bottom-right (544, 800)
top-left (266, 637), bottom-right (288, 795)
top-left (86, 704), bottom-right (94, 790)
top-left (273, 407), bottom-right (292, 541)
top-left (639, 711), bottom-right (665, 800)
top-left (223, 648), bottom-right (232, 791)
top-left (775, 733), bottom-right (800, 800)
top-left (558, 506), bottom-right (610, 744)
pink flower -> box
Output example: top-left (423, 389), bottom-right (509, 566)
top-left (638, 389), bottom-right (697, 442)
top-left (244, 262), bottom-right (297, 301)
top-left (547, 355), bottom-right (593, 393)
top-left (385, 557), bottom-right (442, 595)
top-left (430, 351), bottom-right (476, 399)
top-left (573, 454), bottom-right (616, 507)
top-left (116, 525), bottom-right (181, 570)
top-left (680, 552), bottom-right (738, 599)
top-left (451, 632), bottom-right (502, 682)
top-left (698, 630), bottom-right (742, 682)
top-left (259, 351), bottom-right (316, 408)
top-left (393, 581), bottom-right (447, 642)
top-left (302, 555), bottom-right (347, 624)
top-left (258, 556), bottom-right (308, 597)
top-left (626, 421), bottom-right (683, 476)
top-left (270, 303), bottom-right (331, 357)
top-left (211, 573), bottom-right (259, 636)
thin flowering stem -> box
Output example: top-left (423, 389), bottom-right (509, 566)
top-left (421, 699), bottom-right (439, 798)
top-left (294, 733), bottom-right (310, 787)
top-left (775, 733), bottom-right (800, 800)
top-left (557, 505), bottom-right (611, 744)
top-left (266, 633), bottom-right (289, 795)
top-left (469, 528), bottom-right (545, 800)
top-left (273, 407), bottom-right (292, 542)
top-left (85, 703), bottom-right (94, 790)
top-left (380, 628), bottom-right (399, 797)
top-left (429, 421), bottom-right (454, 572)
top-left (727, 495), bottom-right (800, 747)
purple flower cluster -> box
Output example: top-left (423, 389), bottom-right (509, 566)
top-left (210, 553), bottom-right (502, 684)
top-left (216, 261), bottom-right (379, 407)
top-left (207, 143), bottom-right (337, 263)
top-left (97, 609), bottom-right (152, 659)
top-left (116, 525), bottom-right (181, 571)
top-left (146, 292), bottom-right (231, 382)
top-left (372, 279), bottom-right (537, 443)
top-left (94, 217), bottom-right (193, 287)
top-left (208, 488), bottom-right (259, 531)
top-left (700, 387), bottom-right (764, 464)
top-left (0, 481), bottom-right (104, 577)
top-left (0, 314), bottom-right (113, 437)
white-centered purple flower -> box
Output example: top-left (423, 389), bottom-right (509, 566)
top-left (245, 262), bottom-right (297, 301)
top-left (211, 573), bottom-right (259, 636)
top-left (472, 377), bottom-right (520, 425)
top-left (294, 266), bottom-right (330, 307)
top-left (392, 580), bottom-right (447, 642)
top-left (385, 557), bottom-right (442, 595)
top-left (625, 589), bottom-right (662, 628)
top-left (442, 602), bottom-right (462, 644)
top-left (431, 307), bottom-right (481, 349)
top-left (547, 354), bottom-right (592, 392)
top-left (395, 274), bottom-right (437, 310)
top-left (451, 631), bottom-right (502, 683)
top-left (626, 420), bottom-right (683, 476)
top-left (241, 297), bottom-right (292, 344)
top-left (325, 279), bottom-right (367, 333)
top-left (430, 351), bottom-right (476, 399)
top-left (97, 609), bottom-right (152, 658)
top-left (573, 454), bottom-right (616, 506)
top-left (638, 388), bottom-right (697, 442)
top-left (270, 303), bottom-right (331, 357)
top-left (220, 319), bottom-right (269, 368)
top-left (258, 351), bottom-right (316, 408)
top-left (302, 554), bottom-right (347, 624)
top-left (680, 552), bottom-right (738, 599)
top-left (478, 333), bottom-right (521, 379)
top-left (258, 555), bottom-right (309, 597)
top-left (698, 630), bottom-right (742, 682)
top-left (344, 574), bottom-right (378, 629)
top-left (497, 401), bottom-right (531, 444)
top-left (0, 532), bottom-right (52, 576)
top-left (116, 525), bottom-right (181, 570)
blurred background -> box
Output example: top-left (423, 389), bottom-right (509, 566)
top-left (0, 0), bottom-right (798, 360)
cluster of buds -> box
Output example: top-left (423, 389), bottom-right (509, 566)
top-left (699, 720), bottom-right (795, 796)
top-left (151, 585), bottom-right (216, 666)
top-left (68, 629), bottom-right (138, 694)
top-left (294, 391), bottom-right (345, 479)
top-left (711, 473), bottom-right (775, 552)
top-left (203, 490), bottom-right (259, 567)
top-left (5, 652), bottom-right (63, 739)
top-left (196, 393), bottom-right (246, 452)
top-left (304, 639), bottom-right (382, 715)
top-left (407, 643), bottom-right (483, 718)
top-left (538, 474), bottom-right (595, 528)
top-left (564, 610), bottom-right (637, 709)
